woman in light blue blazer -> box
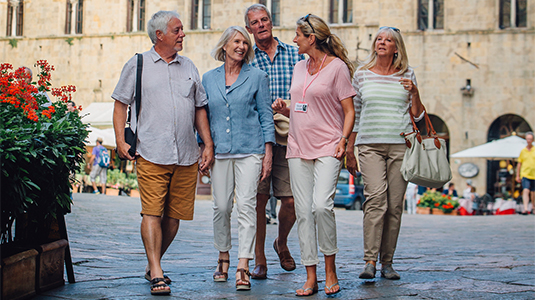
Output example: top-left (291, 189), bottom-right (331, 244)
top-left (202, 26), bottom-right (275, 291)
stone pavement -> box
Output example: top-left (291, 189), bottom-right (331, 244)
top-left (35, 193), bottom-right (535, 300)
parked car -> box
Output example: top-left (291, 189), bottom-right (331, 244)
top-left (334, 169), bottom-right (365, 210)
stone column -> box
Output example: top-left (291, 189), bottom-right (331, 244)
top-left (69, 0), bottom-right (76, 35)
top-left (8, 0), bottom-right (19, 37)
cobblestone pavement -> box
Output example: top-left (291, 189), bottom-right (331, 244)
top-left (35, 193), bottom-right (535, 299)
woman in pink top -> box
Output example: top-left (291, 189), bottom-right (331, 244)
top-left (272, 14), bottom-right (355, 296)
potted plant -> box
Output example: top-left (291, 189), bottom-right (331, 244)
top-left (417, 191), bottom-right (460, 215)
top-left (416, 191), bottom-right (438, 214)
top-left (1, 61), bottom-right (89, 298)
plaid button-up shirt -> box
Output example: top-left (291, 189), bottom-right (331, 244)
top-left (250, 37), bottom-right (304, 102)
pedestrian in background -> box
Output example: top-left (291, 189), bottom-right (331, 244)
top-left (201, 25), bottom-right (275, 291)
top-left (112, 11), bottom-right (214, 296)
top-left (405, 182), bottom-right (418, 214)
top-left (244, 3), bottom-right (304, 280)
top-left (443, 182), bottom-right (458, 197)
top-left (272, 14), bottom-right (355, 296)
top-left (516, 132), bottom-right (535, 215)
top-left (346, 26), bottom-right (424, 281)
top-left (88, 137), bottom-right (107, 194)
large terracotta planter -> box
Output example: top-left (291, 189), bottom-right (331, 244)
top-left (416, 207), bottom-right (432, 214)
top-left (2, 248), bottom-right (39, 300)
top-left (37, 239), bottom-right (68, 292)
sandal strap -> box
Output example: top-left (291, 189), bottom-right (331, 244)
top-left (150, 277), bottom-right (168, 288)
top-left (217, 259), bottom-right (230, 273)
top-left (236, 268), bottom-right (251, 283)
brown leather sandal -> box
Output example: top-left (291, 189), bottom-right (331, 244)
top-left (213, 259), bottom-right (230, 282)
top-left (235, 268), bottom-right (251, 291)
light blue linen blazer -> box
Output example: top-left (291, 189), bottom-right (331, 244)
top-left (202, 63), bottom-right (275, 155)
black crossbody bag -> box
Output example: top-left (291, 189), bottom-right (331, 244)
top-left (124, 53), bottom-right (143, 157)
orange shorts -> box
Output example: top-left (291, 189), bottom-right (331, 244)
top-left (136, 156), bottom-right (198, 220)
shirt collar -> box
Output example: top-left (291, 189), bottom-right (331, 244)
top-left (148, 46), bottom-right (182, 64)
top-left (253, 37), bottom-right (287, 53)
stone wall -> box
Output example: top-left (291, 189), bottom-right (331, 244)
top-left (1, 0), bottom-right (534, 192)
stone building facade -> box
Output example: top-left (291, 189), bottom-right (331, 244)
top-left (1, 0), bottom-right (534, 194)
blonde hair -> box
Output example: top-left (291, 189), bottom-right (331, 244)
top-left (359, 27), bottom-right (409, 75)
top-left (296, 14), bottom-right (354, 77)
top-left (211, 26), bottom-right (254, 64)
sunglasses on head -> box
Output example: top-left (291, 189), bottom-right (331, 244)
top-left (303, 14), bottom-right (316, 33)
top-left (379, 26), bottom-right (400, 33)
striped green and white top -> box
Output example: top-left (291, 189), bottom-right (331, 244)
top-left (352, 67), bottom-right (417, 145)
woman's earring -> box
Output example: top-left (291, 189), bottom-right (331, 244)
top-left (394, 53), bottom-right (398, 59)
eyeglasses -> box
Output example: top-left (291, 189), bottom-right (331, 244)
top-left (379, 26), bottom-right (400, 33)
top-left (303, 14), bottom-right (316, 33)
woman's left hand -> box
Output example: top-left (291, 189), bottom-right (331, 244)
top-left (400, 78), bottom-right (418, 95)
top-left (333, 140), bottom-right (346, 160)
top-left (260, 143), bottom-right (273, 182)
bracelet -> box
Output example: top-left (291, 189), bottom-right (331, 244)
top-left (340, 135), bottom-right (348, 144)
top-left (341, 135), bottom-right (348, 141)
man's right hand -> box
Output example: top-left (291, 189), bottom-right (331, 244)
top-left (346, 150), bottom-right (359, 177)
top-left (272, 98), bottom-right (290, 117)
top-left (117, 141), bottom-right (136, 161)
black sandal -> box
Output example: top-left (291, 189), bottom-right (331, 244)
top-left (150, 277), bottom-right (171, 295)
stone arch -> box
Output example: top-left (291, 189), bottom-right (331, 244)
top-left (486, 114), bottom-right (533, 196)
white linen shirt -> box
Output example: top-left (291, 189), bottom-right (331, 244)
top-left (112, 47), bottom-right (208, 166)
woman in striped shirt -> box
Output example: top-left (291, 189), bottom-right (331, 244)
top-left (346, 26), bottom-right (424, 281)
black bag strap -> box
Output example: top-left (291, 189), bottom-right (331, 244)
top-left (127, 53), bottom-right (143, 125)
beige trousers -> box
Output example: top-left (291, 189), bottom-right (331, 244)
top-left (288, 156), bottom-right (341, 266)
top-left (358, 144), bottom-right (407, 264)
top-left (211, 154), bottom-right (263, 259)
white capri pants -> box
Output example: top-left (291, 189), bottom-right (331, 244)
top-left (211, 154), bottom-right (263, 259)
top-left (288, 156), bottom-right (342, 266)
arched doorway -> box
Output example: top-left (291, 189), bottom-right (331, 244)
top-left (486, 114), bottom-right (533, 196)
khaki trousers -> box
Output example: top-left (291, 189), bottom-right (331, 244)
top-left (211, 155), bottom-right (263, 259)
top-left (358, 144), bottom-right (407, 264)
top-left (288, 156), bottom-right (341, 266)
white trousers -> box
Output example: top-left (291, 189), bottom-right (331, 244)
top-left (288, 156), bottom-right (341, 266)
top-left (211, 154), bottom-right (263, 259)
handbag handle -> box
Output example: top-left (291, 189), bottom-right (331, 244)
top-left (407, 106), bottom-right (442, 149)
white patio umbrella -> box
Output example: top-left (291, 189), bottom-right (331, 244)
top-left (85, 126), bottom-right (116, 148)
top-left (451, 135), bottom-right (529, 160)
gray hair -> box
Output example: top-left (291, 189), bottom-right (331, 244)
top-left (244, 4), bottom-right (272, 28)
top-left (526, 131), bottom-right (534, 139)
top-left (211, 26), bottom-right (254, 64)
top-left (147, 11), bottom-right (181, 44)
top-left (21, 66), bottom-right (32, 77)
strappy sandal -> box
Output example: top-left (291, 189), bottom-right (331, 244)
top-left (213, 259), bottom-right (230, 282)
top-left (145, 271), bottom-right (171, 284)
top-left (150, 277), bottom-right (171, 295)
top-left (235, 268), bottom-right (251, 291)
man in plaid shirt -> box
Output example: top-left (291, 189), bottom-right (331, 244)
top-left (245, 4), bottom-right (304, 280)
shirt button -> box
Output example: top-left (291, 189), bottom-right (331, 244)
top-left (226, 103), bottom-right (229, 107)
top-left (226, 117), bottom-right (230, 121)
top-left (226, 129), bottom-right (230, 133)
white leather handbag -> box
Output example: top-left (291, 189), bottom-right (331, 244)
top-left (400, 108), bottom-right (452, 188)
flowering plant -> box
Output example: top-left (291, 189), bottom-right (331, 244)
top-left (0, 61), bottom-right (89, 246)
top-left (417, 191), bottom-right (459, 213)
